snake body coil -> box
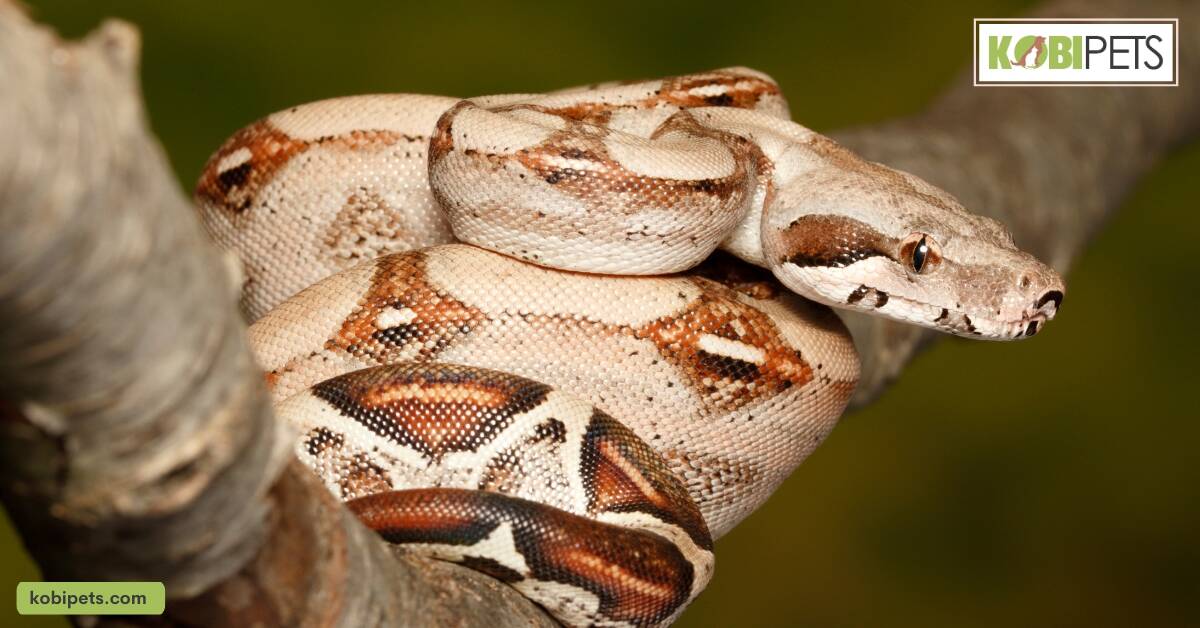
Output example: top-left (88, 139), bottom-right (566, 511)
top-left (197, 68), bottom-right (1063, 626)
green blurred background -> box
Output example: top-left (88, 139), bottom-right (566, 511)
top-left (5, 1), bottom-right (1197, 626)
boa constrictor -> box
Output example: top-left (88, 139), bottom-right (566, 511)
top-left (195, 67), bottom-right (1064, 626)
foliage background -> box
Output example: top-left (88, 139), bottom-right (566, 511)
top-left (5, 1), bottom-right (1197, 626)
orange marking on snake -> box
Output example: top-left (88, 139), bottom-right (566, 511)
top-left (328, 252), bottom-right (486, 362)
top-left (634, 281), bottom-right (814, 410)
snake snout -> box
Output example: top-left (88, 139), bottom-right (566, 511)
top-left (992, 270), bottom-right (1062, 339)
top-left (1011, 257), bottom-right (1064, 324)
top-left (1009, 288), bottom-right (1062, 338)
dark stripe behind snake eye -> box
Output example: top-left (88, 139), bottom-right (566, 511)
top-left (777, 215), bottom-right (896, 268)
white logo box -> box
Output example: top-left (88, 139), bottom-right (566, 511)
top-left (974, 19), bottom-right (1178, 86)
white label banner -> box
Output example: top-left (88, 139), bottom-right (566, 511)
top-left (974, 19), bottom-right (1178, 86)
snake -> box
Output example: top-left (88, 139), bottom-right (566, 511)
top-left (195, 67), bottom-right (1064, 626)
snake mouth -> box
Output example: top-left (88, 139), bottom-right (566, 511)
top-left (1015, 290), bottom-right (1062, 338)
top-left (863, 290), bottom-right (1058, 340)
top-left (998, 293), bottom-right (1061, 339)
top-left (1012, 313), bottom-right (1048, 338)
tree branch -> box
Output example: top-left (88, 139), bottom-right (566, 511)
top-left (0, 3), bottom-right (553, 625)
top-left (0, 0), bottom-right (1194, 625)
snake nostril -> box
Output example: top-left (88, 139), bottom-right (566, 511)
top-left (1036, 290), bottom-right (1063, 311)
top-left (1018, 274), bottom-right (1031, 289)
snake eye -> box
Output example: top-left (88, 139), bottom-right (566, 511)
top-left (912, 237), bottom-right (929, 272)
top-left (900, 233), bottom-right (941, 275)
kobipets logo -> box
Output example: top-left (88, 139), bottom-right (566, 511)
top-left (975, 19), bottom-right (1177, 86)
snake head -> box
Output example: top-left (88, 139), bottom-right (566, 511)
top-left (762, 159), bottom-right (1064, 340)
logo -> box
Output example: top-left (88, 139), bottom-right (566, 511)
top-left (975, 19), bottom-right (1178, 86)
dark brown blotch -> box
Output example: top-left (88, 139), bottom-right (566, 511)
top-left (458, 556), bottom-right (526, 583)
top-left (194, 120), bottom-right (309, 215)
top-left (778, 214), bottom-right (897, 269)
top-left (692, 251), bottom-right (780, 300)
top-left (580, 411), bottom-right (712, 551)
top-left (304, 426), bottom-right (345, 457)
top-left (327, 251), bottom-right (485, 363)
top-left (516, 113), bottom-right (754, 209)
top-left (216, 162), bottom-right (252, 191)
top-left (847, 285), bottom-right (870, 305)
top-left (429, 101), bottom-right (470, 164)
top-left (312, 363), bottom-right (551, 461)
top-left (659, 72), bottom-right (781, 110)
top-left (350, 488), bottom-right (700, 625)
top-left (847, 285), bottom-right (889, 308)
top-left (634, 280), bottom-right (814, 411)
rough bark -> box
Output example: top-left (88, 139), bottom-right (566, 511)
top-left (835, 0), bottom-right (1200, 407)
top-left (0, 0), bottom-right (1194, 626)
top-left (0, 3), bottom-right (553, 626)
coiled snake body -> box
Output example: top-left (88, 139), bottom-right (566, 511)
top-left (196, 68), bottom-right (1064, 626)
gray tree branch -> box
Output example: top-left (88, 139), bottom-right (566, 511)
top-left (0, 3), bottom-right (553, 625)
top-left (0, 0), bottom-right (1194, 625)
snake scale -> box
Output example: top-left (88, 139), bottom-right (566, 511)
top-left (195, 67), bottom-right (1064, 626)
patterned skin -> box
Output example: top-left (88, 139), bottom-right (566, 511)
top-left (251, 245), bottom-right (858, 540)
top-left (246, 245), bottom-right (854, 626)
top-left (287, 363), bottom-right (713, 625)
top-left (196, 68), bottom-right (1064, 626)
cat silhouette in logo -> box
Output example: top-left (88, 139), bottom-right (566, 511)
top-left (1012, 36), bottom-right (1047, 68)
